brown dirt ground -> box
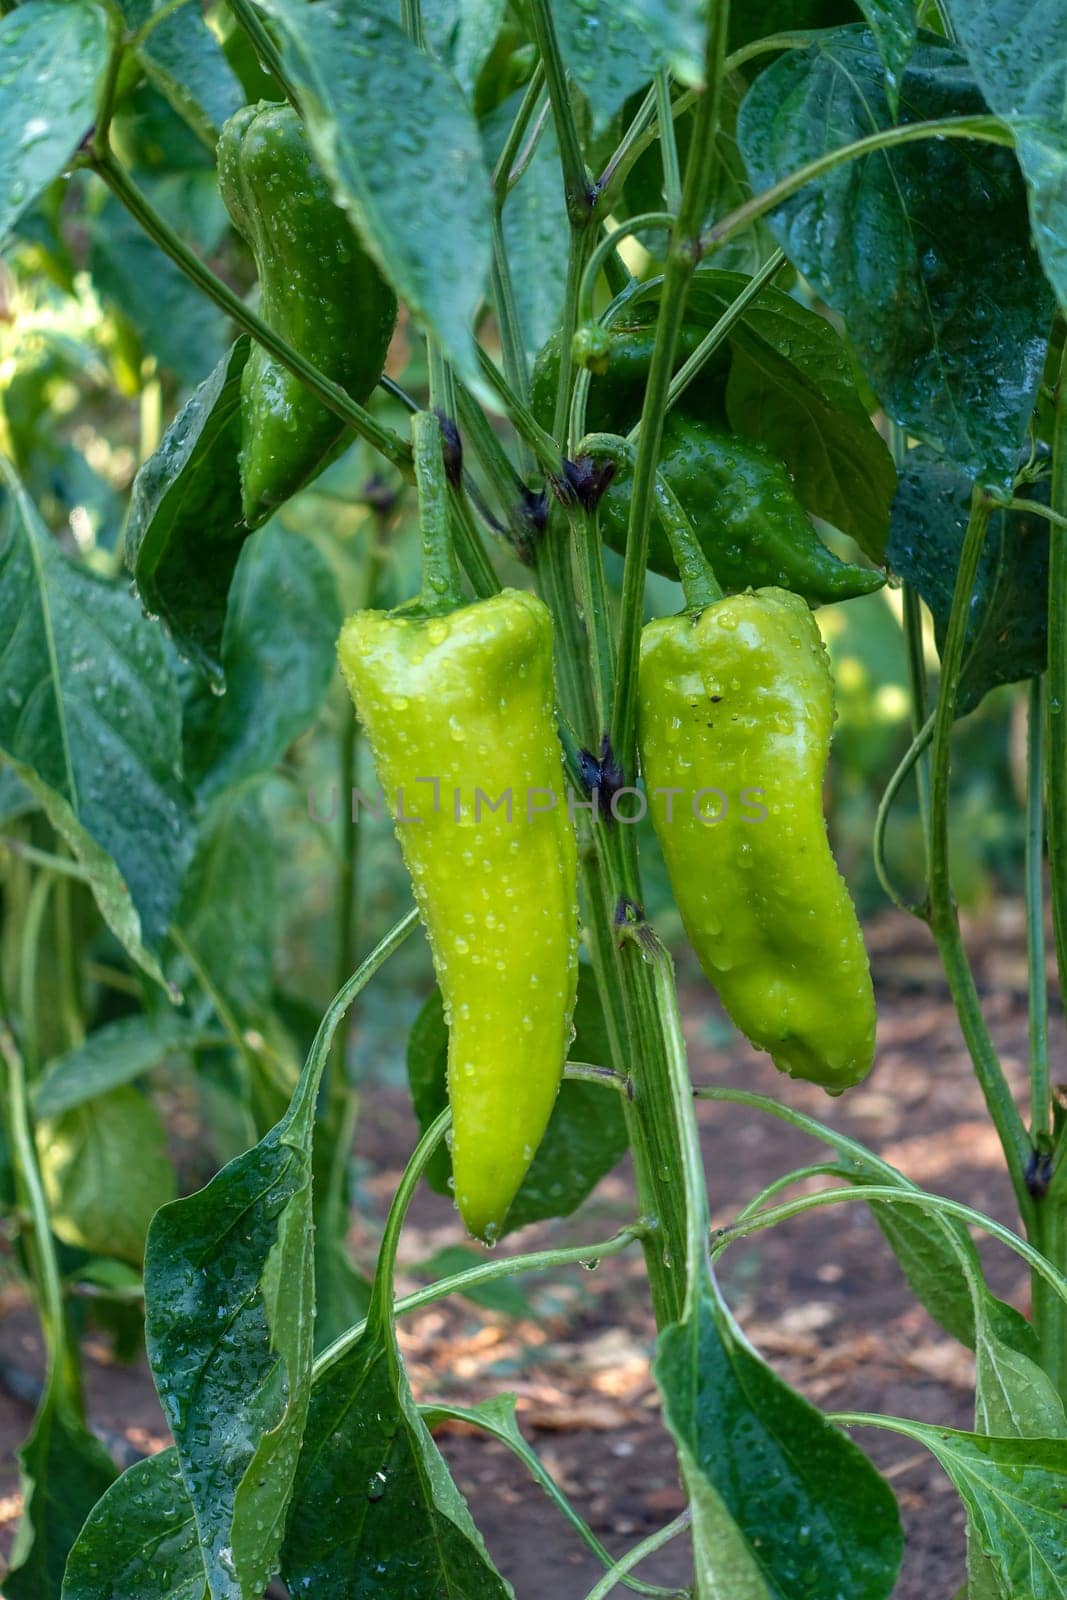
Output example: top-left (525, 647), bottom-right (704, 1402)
top-left (0, 905), bottom-right (1053, 1598)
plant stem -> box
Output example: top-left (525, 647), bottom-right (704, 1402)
top-left (92, 154), bottom-right (413, 477)
top-left (872, 714), bottom-right (934, 914)
top-left (701, 115), bottom-right (1014, 258)
top-left (414, 411), bottom-right (463, 612)
top-left (1027, 676), bottom-right (1050, 1140)
top-left (595, 85), bottom-right (696, 219)
top-left (925, 486), bottom-right (1033, 1226)
top-left (716, 1185), bottom-right (1067, 1304)
top-left (902, 581), bottom-right (933, 844)
top-left (525, 0), bottom-right (591, 226)
top-left (0, 1026), bottom-right (72, 1407)
top-left (493, 65), bottom-right (547, 202)
top-left (1046, 343), bottom-right (1067, 1097)
top-left (229, 0), bottom-right (295, 98)
top-left (654, 70), bottom-right (683, 216)
top-left (317, 1220), bottom-right (646, 1378)
top-left (610, 1), bottom-right (727, 774)
top-left (659, 247), bottom-right (785, 420)
top-left (421, 1402), bottom-right (682, 1600)
top-left (583, 1510), bottom-right (692, 1600)
top-left (1036, 343), bottom-right (1067, 1393)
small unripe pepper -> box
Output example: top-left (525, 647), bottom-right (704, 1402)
top-left (596, 415), bottom-right (884, 604)
top-left (339, 537), bottom-right (579, 1239)
top-left (639, 587), bottom-right (876, 1091)
top-left (218, 101), bottom-right (397, 523)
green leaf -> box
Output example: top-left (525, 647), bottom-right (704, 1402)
top-left (887, 450), bottom-right (1049, 715)
top-left (614, 0), bottom-right (706, 87)
top-left (856, 1), bottom-right (918, 106)
top-left (738, 28), bottom-right (1054, 488)
top-left (182, 522), bottom-right (342, 799)
top-left (869, 1418), bottom-right (1067, 1600)
top-left (550, 0), bottom-right (657, 133)
top-left (627, 270), bottom-right (895, 558)
top-left (281, 1319), bottom-right (513, 1598)
top-left (6, 1392), bottom-right (117, 1600)
top-left (945, 0), bottom-right (1067, 310)
top-left (974, 1295), bottom-right (1067, 1441)
top-left (694, 275), bottom-right (896, 558)
top-left (482, 95), bottom-right (569, 365)
top-left (655, 1284), bottom-right (903, 1600)
top-left (0, 0), bottom-right (113, 241)
top-left (969, 1286), bottom-right (1067, 1598)
top-left (172, 788), bottom-right (276, 1025)
top-left (407, 965), bottom-right (628, 1235)
top-left (62, 1448), bottom-right (207, 1600)
top-left (479, 92), bottom-right (572, 366)
top-left (261, 0), bottom-right (493, 396)
top-left (144, 1080), bottom-right (320, 1596)
top-left (117, 0), bottom-right (243, 147)
top-left (422, 0), bottom-right (508, 100)
top-left (34, 1013), bottom-right (199, 1119)
top-left (0, 464), bottom-right (195, 981)
top-left (38, 1085), bottom-right (176, 1264)
top-left (88, 187), bottom-right (229, 389)
top-left (126, 339), bottom-right (255, 683)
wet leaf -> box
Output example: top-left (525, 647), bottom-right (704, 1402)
top-left (261, 0), bottom-right (493, 396)
top-left (946, 0), bottom-right (1067, 310)
top-left (656, 1282), bottom-right (903, 1600)
top-left (887, 450), bottom-right (1049, 715)
top-left (738, 27), bottom-right (1054, 488)
top-left (870, 1419), bottom-right (1067, 1600)
top-left (182, 521), bottom-right (341, 799)
top-left (0, 464), bottom-right (195, 983)
top-left (117, 0), bottom-right (243, 148)
top-left (62, 1448), bottom-right (207, 1600)
top-left (126, 339), bottom-right (255, 683)
top-left (282, 1315), bottom-right (511, 1597)
top-left (6, 1391), bottom-right (116, 1600)
top-left (0, 0), bottom-right (112, 241)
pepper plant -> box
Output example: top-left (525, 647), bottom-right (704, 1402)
top-left (1, 1), bottom-right (1066, 1597)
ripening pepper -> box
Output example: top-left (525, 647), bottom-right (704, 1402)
top-left (338, 589), bottom-right (579, 1242)
top-left (596, 414), bottom-right (884, 604)
top-left (218, 101), bottom-right (397, 523)
top-left (639, 587), bottom-right (876, 1091)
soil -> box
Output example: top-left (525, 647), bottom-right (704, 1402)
top-left (0, 906), bottom-right (1051, 1598)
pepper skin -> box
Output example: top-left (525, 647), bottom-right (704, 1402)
top-left (639, 587), bottom-right (876, 1091)
top-left (218, 102), bottom-right (397, 523)
top-left (338, 589), bottom-right (579, 1241)
top-left (597, 414), bottom-right (884, 604)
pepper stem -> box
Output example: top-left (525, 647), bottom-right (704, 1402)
top-left (413, 410), bottom-right (464, 613)
top-left (580, 431), bottom-right (723, 613)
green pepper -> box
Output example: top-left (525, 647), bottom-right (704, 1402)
top-left (218, 101), bottom-right (397, 524)
top-left (531, 319), bottom-right (730, 437)
top-left (596, 414), bottom-right (884, 604)
top-left (531, 318), bottom-right (882, 605)
top-left (638, 586), bottom-right (876, 1091)
top-left (338, 588), bottom-right (579, 1242)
